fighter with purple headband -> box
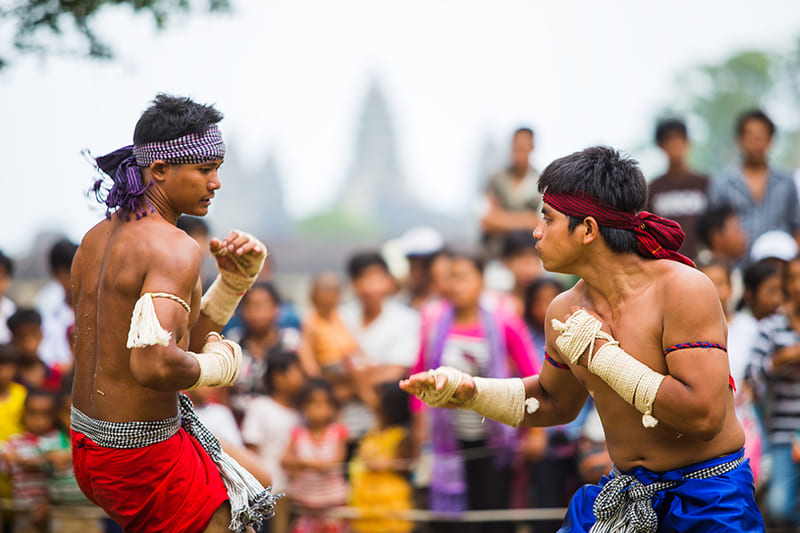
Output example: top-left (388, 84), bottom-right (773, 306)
top-left (71, 94), bottom-right (279, 533)
top-left (401, 147), bottom-right (763, 531)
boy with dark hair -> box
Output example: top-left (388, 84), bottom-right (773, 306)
top-left (71, 93), bottom-right (277, 532)
top-left (481, 127), bottom-right (542, 260)
top-left (0, 389), bottom-right (59, 533)
top-left (0, 250), bottom-right (16, 344)
top-left (646, 118), bottom-right (709, 260)
top-left (501, 230), bottom-right (544, 316)
top-left (404, 146), bottom-right (763, 531)
top-left (35, 238), bottom-right (78, 373)
top-left (709, 108), bottom-right (800, 250)
top-left (696, 205), bottom-right (748, 264)
top-left (7, 308), bottom-right (62, 392)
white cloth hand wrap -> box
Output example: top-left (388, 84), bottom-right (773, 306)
top-left (185, 334), bottom-right (242, 390)
top-left (418, 366), bottom-right (539, 428)
top-left (201, 229), bottom-right (268, 325)
top-left (552, 310), bottom-right (664, 428)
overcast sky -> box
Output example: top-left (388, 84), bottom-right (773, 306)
top-left (2, 0), bottom-right (800, 256)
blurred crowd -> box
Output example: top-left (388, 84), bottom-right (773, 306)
top-left (2, 107), bottom-right (800, 532)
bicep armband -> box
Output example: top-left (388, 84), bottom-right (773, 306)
top-left (127, 292), bottom-right (191, 348)
top-left (552, 310), bottom-right (665, 428)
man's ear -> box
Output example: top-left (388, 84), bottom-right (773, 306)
top-left (149, 161), bottom-right (170, 182)
top-left (581, 216), bottom-right (601, 245)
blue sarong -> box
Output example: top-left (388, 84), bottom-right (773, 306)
top-left (559, 449), bottom-right (764, 532)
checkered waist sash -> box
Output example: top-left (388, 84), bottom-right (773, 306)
top-left (71, 405), bottom-right (181, 449)
top-left (589, 454), bottom-right (746, 533)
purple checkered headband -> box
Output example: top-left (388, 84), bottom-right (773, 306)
top-left (89, 124), bottom-right (225, 220)
top-left (132, 123), bottom-right (225, 165)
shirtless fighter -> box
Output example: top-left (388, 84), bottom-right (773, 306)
top-left (401, 146), bottom-right (764, 532)
top-left (71, 94), bottom-right (278, 532)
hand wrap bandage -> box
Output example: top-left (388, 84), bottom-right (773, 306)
top-left (185, 333), bottom-right (242, 390)
top-left (201, 230), bottom-right (268, 325)
top-left (551, 309), bottom-right (665, 428)
top-left (417, 366), bottom-right (540, 427)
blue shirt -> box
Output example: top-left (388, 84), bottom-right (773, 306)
top-left (708, 166), bottom-right (800, 248)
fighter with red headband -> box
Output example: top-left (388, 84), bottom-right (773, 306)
top-left (402, 146), bottom-right (763, 532)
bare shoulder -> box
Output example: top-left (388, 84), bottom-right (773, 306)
top-left (545, 280), bottom-right (586, 323)
top-left (657, 261), bottom-right (719, 306)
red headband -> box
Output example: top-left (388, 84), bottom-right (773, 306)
top-left (542, 190), bottom-right (695, 267)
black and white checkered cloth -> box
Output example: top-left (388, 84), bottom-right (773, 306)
top-left (71, 394), bottom-right (280, 532)
top-left (588, 455), bottom-right (745, 533)
top-left (133, 124), bottom-right (225, 166)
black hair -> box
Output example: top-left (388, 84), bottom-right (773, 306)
top-left (736, 109), bottom-right (776, 138)
top-left (0, 250), bottom-right (13, 278)
top-left (263, 350), bottom-right (300, 392)
top-left (347, 252), bottom-right (389, 280)
top-left (654, 118), bottom-right (688, 145)
top-left (449, 251), bottom-right (485, 275)
top-left (176, 216), bottom-right (210, 236)
top-left (423, 248), bottom-right (453, 275)
top-left (538, 146), bottom-right (647, 255)
top-left (243, 281), bottom-right (282, 306)
top-left (737, 260), bottom-right (779, 311)
top-left (0, 343), bottom-right (21, 366)
top-left (49, 238), bottom-right (78, 274)
top-left (377, 381), bottom-right (410, 427)
top-left (514, 127), bottom-right (534, 139)
top-left (696, 205), bottom-right (738, 248)
top-left (501, 230), bottom-right (537, 259)
top-left (523, 278), bottom-right (565, 326)
top-left (133, 93), bottom-right (224, 145)
top-left (24, 388), bottom-right (57, 409)
top-left (7, 308), bottom-right (42, 334)
top-left (296, 377), bottom-right (337, 410)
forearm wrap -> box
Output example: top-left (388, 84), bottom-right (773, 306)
top-left (200, 277), bottom-right (246, 326)
top-left (418, 366), bottom-right (539, 428)
top-left (552, 309), bottom-right (664, 427)
top-left (185, 335), bottom-right (242, 390)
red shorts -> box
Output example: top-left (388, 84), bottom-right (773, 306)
top-left (72, 427), bottom-right (229, 533)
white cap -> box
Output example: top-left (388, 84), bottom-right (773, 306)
top-left (399, 226), bottom-right (444, 257)
top-left (750, 230), bottom-right (798, 263)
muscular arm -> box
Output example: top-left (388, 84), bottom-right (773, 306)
top-left (650, 273), bottom-right (731, 440)
top-left (129, 238), bottom-right (202, 391)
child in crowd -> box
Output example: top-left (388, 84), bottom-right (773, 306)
top-left (500, 231), bottom-right (544, 317)
top-left (698, 260), bottom-right (734, 319)
top-left (349, 381), bottom-right (413, 533)
top-left (283, 378), bottom-right (349, 533)
top-left (0, 389), bottom-right (59, 533)
top-left (7, 309), bottom-right (62, 392)
top-left (0, 251), bottom-right (16, 344)
top-left (298, 273), bottom-right (362, 403)
top-left (40, 387), bottom-right (103, 533)
top-left (243, 350), bottom-right (305, 533)
top-left (0, 345), bottom-right (25, 443)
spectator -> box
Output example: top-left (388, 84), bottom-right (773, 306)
top-left (409, 252), bottom-right (539, 533)
top-left (297, 272), bottom-right (361, 384)
top-left (750, 230), bottom-right (798, 273)
top-left (697, 260), bottom-right (733, 320)
top-left (7, 309), bottom-right (62, 392)
top-left (0, 389), bottom-right (59, 533)
top-left (696, 205), bottom-right (748, 265)
top-left (176, 215), bottom-right (215, 286)
top-left (349, 381), bottom-right (413, 533)
top-left (185, 386), bottom-right (243, 448)
top-left (227, 282), bottom-right (299, 403)
top-left (480, 127), bottom-right (541, 261)
top-left (708, 109), bottom-right (800, 251)
top-left (0, 345), bottom-right (25, 444)
top-left (283, 379), bottom-right (348, 533)
top-left (35, 238), bottom-right (78, 373)
top-left (242, 350), bottom-right (304, 533)
top-left (748, 255), bottom-right (800, 527)
top-left (0, 251), bottom-right (16, 345)
top-left (339, 252), bottom-right (420, 443)
top-left (523, 278), bottom-right (566, 356)
top-left (646, 118), bottom-right (709, 259)
top-left (424, 249), bottom-right (453, 303)
top-left (500, 231), bottom-right (543, 317)
top-left (398, 226), bottom-right (445, 310)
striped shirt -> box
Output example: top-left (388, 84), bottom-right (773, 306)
top-left (749, 313), bottom-right (800, 444)
top-left (708, 166), bottom-right (800, 249)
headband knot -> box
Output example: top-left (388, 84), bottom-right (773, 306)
top-left (543, 190), bottom-right (695, 267)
